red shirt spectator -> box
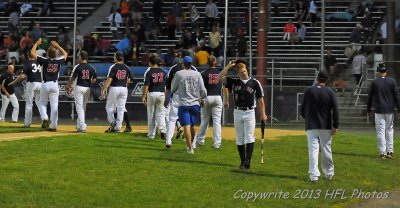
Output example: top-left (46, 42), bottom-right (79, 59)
top-left (284, 21), bottom-right (296, 33)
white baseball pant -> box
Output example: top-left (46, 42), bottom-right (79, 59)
top-left (166, 95), bottom-right (179, 145)
top-left (106, 87), bottom-right (127, 131)
top-left (39, 81), bottom-right (59, 129)
top-left (0, 93), bottom-right (19, 122)
top-left (24, 82), bottom-right (41, 126)
top-left (375, 113), bottom-right (394, 154)
top-left (146, 92), bottom-right (166, 138)
top-left (233, 109), bottom-right (255, 145)
top-left (74, 86), bottom-right (91, 131)
top-left (307, 129), bottom-right (334, 181)
top-left (196, 96), bottom-right (222, 147)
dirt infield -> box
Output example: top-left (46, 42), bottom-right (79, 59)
top-left (0, 122), bottom-right (305, 142)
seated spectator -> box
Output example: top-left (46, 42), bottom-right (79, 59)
top-left (195, 45), bottom-right (209, 67)
top-left (30, 23), bottom-right (43, 42)
top-left (94, 34), bottom-right (110, 56)
top-left (283, 19), bottom-right (295, 41)
top-left (164, 48), bottom-right (176, 66)
top-left (208, 25), bottom-right (222, 56)
top-left (144, 14), bottom-right (159, 41)
top-left (4, 33), bottom-right (17, 52)
top-left (19, 31), bottom-right (32, 55)
top-left (40, 32), bottom-right (50, 50)
top-left (140, 49), bottom-right (150, 66)
top-left (108, 7), bottom-right (123, 39)
top-left (37, 0), bottom-right (53, 17)
top-left (324, 48), bottom-right (337, 84)
top-left (82, 33), bottom-right (96, 56)
top-left (20, 0), bottom-right (32, 17)
top-left (8, 10), bottom-right (20, 35)
top-left (289, 21), bottom-right (306, 44)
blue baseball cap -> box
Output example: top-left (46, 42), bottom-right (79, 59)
top-left (183, 56), bottom-right (192, 63)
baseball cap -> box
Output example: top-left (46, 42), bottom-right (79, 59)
top-left (183, 56), bottom-right (192, 63)
top-left (235, 59), bottom-right (246, 65)
top-left (317, 71), bottom-right (329, 81)
top-left (377, 63), bottom-right (387, 72)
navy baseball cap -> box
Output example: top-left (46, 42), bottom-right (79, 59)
top-left (183, 56), bottom-right (192, 63)
top-left (377, 63), bottom-right (387, 72)
top-left (235, 59), bottom-right (246, 65)
top-left (317, 71), bottom-right (329, 81)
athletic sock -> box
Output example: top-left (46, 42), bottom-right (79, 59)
top-left (237, 145), bottom-right (246, 164)
top-left (124, 112), bottom-right (131, 127)
top-left (245, 142), bottom-right (255, 163)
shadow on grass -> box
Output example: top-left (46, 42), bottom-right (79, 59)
top-left (334, 151), bottom-right (376, 158)
top-left (141, 156), bottom-right (236, 168)
top-left (230, 169), bottom-right (299, 179)
top-left (93, 138), bottom-right (162, 147)
top-left (95, 144), bottom-right (166, 152)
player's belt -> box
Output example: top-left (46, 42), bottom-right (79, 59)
top-left (234, 106), bottom-right (254, 111)
top-left (44, 80), bottom-right (57, 83)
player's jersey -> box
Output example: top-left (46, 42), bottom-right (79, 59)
top-left (107, 63), bottom-right (131, 87)
top-left (144, 67), bottom-right (167, 92)
top-left (21, 60), bottom-right (42, 82)
top-left (0, 72), bottom-right (16, 95)
top-left (226, 77), bottom-right (264, 108)
top-left (37, 55), bottom-right (65, 82)
top-left (71, 63), bottom-right (97, 87)
top-left (201, 67), bottom-right (222, 96)
top-left (165, 63), bottom-right (197, 91)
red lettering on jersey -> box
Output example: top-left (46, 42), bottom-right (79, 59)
top-left (82, 70), bottom-right (89, 79)
top-left (152, 72), bottom-right (164, 83)
top-left (116, 70), bottom-right (127, 80)
top-left (47, 64), bottom-right (59, 73)
top-left (208, 74), bottom-right (219, 84)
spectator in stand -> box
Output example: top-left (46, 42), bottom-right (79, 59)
top-left (195, 28), bottom-right (206, 46)
top-left (308, 0), bottom-right (317, 27)
top-left (204, 0), bottom-right (218, 32)
top-left (271, 0), bottom-right (279, 16)
top-left (131, 0), bottom-right (144, 25)
top-left (171, 0), bottom-right (183, 33)
top-left (144, 14), bottom-right (159, 41)
top-left (166, 10), bottom-right (176, 39)
top-left (8, 10), bottom-right (20, 35)
top-left (37, 0), bottom-right (53, 17)
top-left (352, 49), bottom-right (367, 86)
top-left (0, 0), bottom-right (5, 12)
top-left (75, 29), bottom-right (84, 52)
top-left (297, 0), bottom-right (309, 21)
top-left (324, 48), bottom-right (337, 85)
top-left (290, 20), bottom-right (306, 45)
top-left (283, 19), bottom-right (295, 41)
top-left (361, 11), bottom-right (374, 43)
top-left (235, 33), bottom-right (247, 58)
top-left (40, 32), bottom-right (50, 50)
top-left (153, 0), bottom-right (164, 34)
top-left (4, 0), bottom-right (18, 16)
top-left (156, 48), bottom-right (166, 65)
top-left (20, 0), bottom-right (32, 17)
top-left (120, 0), bottom-right (131, 25)
top-left (140, 49), bottom-right (150, 66)
top-left (133, 20), bottom-right (146, 52)
top-left (180, 29), bottom-right (197, 49)
top-left (4, 33), bottom-right (16, 52)
top-left (94, 34), bottom-right (110, 57)
top-left (129, 33), bottom-right (139, 66)
top-left (195, 45), bottom-right (209, 67)
top-left (115, 33), bottom-right (131, 57)
top-left (286, 0), bottom-right (296, 12)
top-left (30, 23), bottom-right (43, 42)
top-left (19, 31), bottom-right (32, 55)
top-left (108, 7), bottom-right (123, 39)
top-left (164, 48), bottom-right (176, 67)
top-left (349, 23), bottom-right (363, 52)
top-left (209, 25), bottom-right (222, 56)
top-left (82, 33), bottom-right (96, 56)
top-left (188, 3), bottom-right (200, 29)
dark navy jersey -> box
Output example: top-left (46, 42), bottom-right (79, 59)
top-left (0, 72), bottom-right (15, 95)
top-left (166, 63), bottom-right (198, 90)
top-left (226, 77), bottom-right (264, 108)
top-left (71, 63), bottom-right (97, 87)
top-left (21, 60), bottom-right (42, 82)
top-left (367, 76), bottom-right (400, 114)
top-left (144, 67), bottom-right (167, 92)
top-left (37, 55), bottom-right (65, 82)
top-left (201, 67), bottom-right (222, 96)
top-left (107, 63), bottom-right (131, 87)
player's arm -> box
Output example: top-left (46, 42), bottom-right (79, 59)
top-left (218, 60), bottom-right (235, 83)
top-left (257, 97), bottom-right (268, 122)
top-left (366, 82), bottom-right (375, 115)
top-left (31, 38), bottom-right (42, 59)
top-left (51, 41), bottom-right (68, 60)
top-left (0, 84), bottom-right (10, 98)
top-left (331, 91), bottom-right (339, 135)
top-left (164, 67), bottom-right (174, 107)
top-left (8, 73), bottom-right (26, 86)
top-left (171, 73), bottom-right (179, 94)
top-left (142, 85), bottom-right (148, 106)
top-left (91, 67), bottom-right (98, 85)
top-left (101, 78), bottom-right (113, 97)
top-left (223, 86), bottom-right (229, 109)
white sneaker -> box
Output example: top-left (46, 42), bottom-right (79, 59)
top-left (325, 175), bottom-right (333, 180)
top-left (213, 144), bottom-right (221, 149)
top-left (187, 148), bottom-right (194, 154)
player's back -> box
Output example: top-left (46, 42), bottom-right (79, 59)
top-left (145, 67), bottom-right (167, 92)
top-left (73, 63), bottom-right (97, 87)
top-left (108, 63), bottom-right (131, 87)
top-left (201, 67), bottom-right (222, 96)
top-left (22, 60), bottom-right (42, 82)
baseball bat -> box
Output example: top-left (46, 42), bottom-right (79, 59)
top-left (261, 120), bottom-right (265, 164)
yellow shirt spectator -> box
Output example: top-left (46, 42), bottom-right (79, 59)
top-left (195, 50), bottom-right (209, 66)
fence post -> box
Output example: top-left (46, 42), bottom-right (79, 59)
top-left (71, 103), bottom-right (75, 120)
top-left (270, 59), bottom-right (274, 127)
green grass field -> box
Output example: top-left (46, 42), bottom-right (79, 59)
top-left (0, 126), bottom-right (44, 133)
top-left (0, 130), bottom-right (398, 208)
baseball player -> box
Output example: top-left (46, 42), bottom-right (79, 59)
top-left (31, 38), bottom-right (68, 131)
top-left (301, 71), bottom-right (339, 182)
top-left (367, 63), bottom-right (400, 159)
top-left (164, 50), bottom-right (198, 148)
top-left (66, 51), bottom-right (97, 133)
top-left (8, 52), bottom-right (42, 127)
top-left (142, 54), bottom-right (167, 139)
top-left (101, 51), bottom-right (131, 133)
top-left (0, 64), bottom-right (19, 122)
top-left (193, 55), bottom-right (222, 149)
top-left (171, 56), bottom-right (207, 154)
top-left (219, 60), bottom-right (268, 169)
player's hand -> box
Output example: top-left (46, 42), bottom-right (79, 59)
top-left (200, 100), bottom-right (205, 107)
top-left (331, 128), bottom-right (337, 136)
top-left (260, 114), bottom-right (268, 123)
top-left (163, 99), bottom-right (169, 108)
top-left (6, 94), bottom-right (10, 98)
top-left (228, 60), bottom-right (236, 69)
top-left (36, 38), bottom-right (42, 45)
top-left (224, 101), bottom-right (229, 109)
top-left (67, 88), bottom-right (73, 96)
top-left (142, 97), bottom-right (147, 106)
top-left (51, 41), bottom-right (59, 48)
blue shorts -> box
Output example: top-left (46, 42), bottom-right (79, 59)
top-left (178, 105), bottom-right (201, 126)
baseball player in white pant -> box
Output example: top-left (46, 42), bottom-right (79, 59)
top-left (101, 51), bottom-right (131, 132)
top-left (0, 64), bottom-right (19, 122)
top-left (31, 38), bottom-right (68, 131)
top-left (367, 63), bottom-right (400, 159)
top-left (9, 52), bottom-right (43, 127)
top-left (219, 60), bottom-right (268, 169)
top-left (67, 51), bottom-right (97, 133)
top-left (301, 71), bottom-right (339, 182)
top-left (142, 54), bottom-right (167, 139)
top-left (194, 55), bottom-right (222, 149)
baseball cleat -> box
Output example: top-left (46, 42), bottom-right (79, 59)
top-left (175, 128), bottom-right (183, 139)
top-left (165, 144), bottom-right (172, 149)
top-left (123, 126), bottom-right (132, 133)
top-left (325, 175), bottom-right (333, 180)
top-left (239, 162), bottom-right (246, 169)
top-left (243, 161), bottom-right (251, 169)
top-left (110, 121), bottom-right (116, 130)
top-left (187, 148), bottom-right (194, 154)
top-left (379, 154), bottom-right (386, 159)
top-left (160, 133), bottom-right (166, 140)
top-left (105, 127), bottom-right (113, 133)
top-left (47, 128), bottom-right (57, 132)
top-left (386, 152), bottom-right (394, 159)
top-left (41, 120), bottom-right (49, 129)
top-left (77, 129), bottom-right (86, 133)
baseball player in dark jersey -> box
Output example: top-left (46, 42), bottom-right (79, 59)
top-left (9, 52), bottom-right (43, 127)
top-left (301, 71), bottom-right (339, 182)
top-left (164, 50), bottom-right (198, 148)
top-left (31, 38), bottom-right (68, 131)
top-left (193, 55), bottom-right (223, 149)
top-left (0, 64), bottom-right (19, 122)
top-left (367, 63), bottom-right (400, 159)
top-left (142, 54), bottom-right (167, 139)
top-left (219, 60), bottom-right (268, 169)
top-left (67, 51), bottom-right (97, 133)
top-left (101, 51), bottom-right (132, 133)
